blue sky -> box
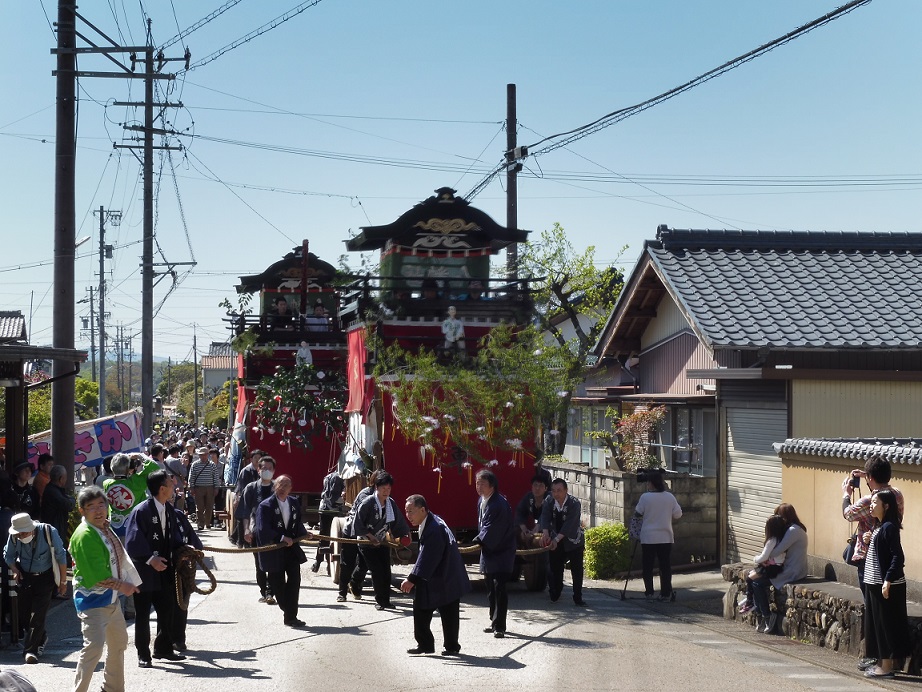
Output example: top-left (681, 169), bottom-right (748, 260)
top-left (1, 1), bottom-right (920, 361)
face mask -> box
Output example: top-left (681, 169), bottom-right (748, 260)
top-left (19, 534), bottom-right (34, 544)
top-left (260, 470), bottom-right (274, 481)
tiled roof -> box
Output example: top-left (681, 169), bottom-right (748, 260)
top-left (208, 342), bottom-right (234, 356)
top-left (0, 311), bottom-right (26, 342)
top-left (647, 227), bottom-right (922, 351)
top-left (775, 437), bottom-right (922, 466)
top-left (201, 355), bottom-right (235, 370)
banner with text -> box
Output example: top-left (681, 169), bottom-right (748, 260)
top-left (27, 410), bottom-right (143, 468)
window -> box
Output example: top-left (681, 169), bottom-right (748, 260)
top-left (567, 404), bottom-right (615, 468)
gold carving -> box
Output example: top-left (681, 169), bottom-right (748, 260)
top-left (413, 218), bottom-right (480, 234)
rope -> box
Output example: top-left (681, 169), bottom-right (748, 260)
top-left (174, 545), bottom-right (218, 610)
top-left (199, 534), bottom-right (550, 557)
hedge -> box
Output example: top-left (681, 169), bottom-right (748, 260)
top-left (584, 522), bottom-right (631, 580)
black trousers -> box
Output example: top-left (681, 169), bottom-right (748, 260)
top-left (253, 552), bottom-right (271, 598)
top-left (484, 572), bottom-right (510, 633)
top-left (314, 513), bottom-right (335, 564)
top-left (267, 549), bottom-right (302, 622)
top-left (133, 571), bottom-right (177, 658)
top-left (359, 544), bottom-right (392, 606)
top-left (19, 570), bottom-right (54, 655)
top-left (864, 582), bottom-right (910, 660)
top-left (414, 599), bottom-right (460, 652)
top-left (548, 544), bottom-right (584, 602)
top-left (641, 543), bottom-right (672, 597)
top-left (338, 543), bottom-right (368, 597)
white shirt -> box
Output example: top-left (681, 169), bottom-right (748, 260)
top-left (278, 497), bottom-right (291, 527)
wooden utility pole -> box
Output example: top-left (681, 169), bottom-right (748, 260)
top-left (505, 83), bottom-right (519, 280)
top-left (192, 328), bottom-right (199, 427)
top-left (51, 0), bottom-right (77, 484)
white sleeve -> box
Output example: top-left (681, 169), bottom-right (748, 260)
top-left (753, 537), bottom-right (777, 564)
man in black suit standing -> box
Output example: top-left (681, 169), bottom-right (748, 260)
top-left (253, 475), bottom-right (310, 627)
top-left (400, 494), bottom-right (471, 656)
top-left (123, 470), bottom-right (202, 667)
top-left (473, 469), bottom-right (516, 638)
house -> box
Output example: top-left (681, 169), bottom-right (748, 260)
top-left (593, 226), bottom-right (922, 567)
top-left (200, 342), bottom-right (235, 400)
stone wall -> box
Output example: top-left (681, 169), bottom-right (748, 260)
top-left (543, 461), bottom-right (718, 566)
top-left (722, 562), bottom-right (922, 674)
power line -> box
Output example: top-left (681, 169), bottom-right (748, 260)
top-left (464, 0), bottom-right (874, 200)
top-left (182, 0), bottom-right (326, 73)
top-left (160, 0), bottom-right (247, 51)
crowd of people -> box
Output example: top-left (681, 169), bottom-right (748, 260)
top-left (0, 423), bottom-right (913, 687)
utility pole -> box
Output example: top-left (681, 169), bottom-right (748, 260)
top-left (80, 286), bottom-right (97, 382)
top-left (167, 357), bottom-right (171, 402)
top-left (127, 332), bottom-right (134, 408)
top-left (116, 325), bottom-right (124, 411)
top-left (192, 328), bottom-right (199, 427)
top-left (51, 0), bottom-right (77, 486)
top-left (95, 206), bottom-right (117, 418)
top-left (505, 83), bottom-right (520, 280)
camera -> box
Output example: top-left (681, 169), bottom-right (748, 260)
top-left (850, 475), bottom-right (861, 488)
top-left (636, 468), bottom-right (663, 483)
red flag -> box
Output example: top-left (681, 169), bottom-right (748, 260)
top-left (345, 329), bottom-right (366, 413)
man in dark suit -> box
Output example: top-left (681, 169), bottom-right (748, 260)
top-left (123, 470), bottom-right (203, 667)
top-left (473, 469), bottom-right (516, 638)
top-left (401, 494), bottom-right (471, 656)
top-left (252, 475), bottom-right (310, 627)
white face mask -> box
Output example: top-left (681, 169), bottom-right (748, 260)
top-left (260, 469), bottom-right (274, 481)
top-left (19, 534), bottom-right (34, 544)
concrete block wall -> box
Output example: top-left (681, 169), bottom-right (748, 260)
top-left (544, 462), bottom-right (718, 566)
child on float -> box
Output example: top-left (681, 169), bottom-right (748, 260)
top-left (739, 514), bottom-right (788, 614)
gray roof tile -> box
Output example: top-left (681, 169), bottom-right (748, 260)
top-left (0, 311), bottom-right (26, 342)
top-left (648, 228), bottom-right (922, 350)
top-left (776, 438), bottom-right (922, 466)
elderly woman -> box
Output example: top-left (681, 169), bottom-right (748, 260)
top-left (750, 503), bottom-right (808, 634)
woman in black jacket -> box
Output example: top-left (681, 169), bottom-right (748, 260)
top-left (861, 489), bottom-right (909, 679)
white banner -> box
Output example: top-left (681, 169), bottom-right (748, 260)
top-left (27, 410), bottom-right (143, 468)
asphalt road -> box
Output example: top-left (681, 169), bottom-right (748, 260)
top-left (1, 537), bottom-right (912, 691)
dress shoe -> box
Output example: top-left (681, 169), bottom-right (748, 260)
top-left (574, 599), bottom-right (588, 606)
top-left (138, 658), bottom-right (153, 668)
top-left (375, 603), bottom-right (391, 611)
top-left (406, 646), bottom-right (434, 655)
top-left (493, 631), bottom-right (505, 639)
top-left (153, 651), bottom-right (186, 661)
top-left (336, 594), bottom-right (347, 602)
top-left (173, 641), bottom-right (187, 652)
top-left (349, 584), bottom-right (362, 599)
top-left (441, 648), bottom-right (461, 656)
top-left (310, 561), bottom-right (321, 573)
top-left (24, 653), bottom-right (38, 665)
top-left (482, 627), bottom-right (494, 633)
top-left (265, 595), bottom-right (277, 605)
top-left (284, 618), bottom-right (306, 627)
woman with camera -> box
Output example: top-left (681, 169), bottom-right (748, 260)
top-left (634, 470), bottom-right (682, 602)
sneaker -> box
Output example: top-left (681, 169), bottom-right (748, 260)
top-left (738, 602), bottom-right (755, 614)
top-left (265, 595), bottom-right (277, 605)
top-left (764, 612), bottom-right (778, 633)
top-left (24, 653), bottom-right (37, 664)
top-left (336, 594), bottom-right (347, 602)
top-left (857, 657), bottom-right (878, 671)
top-left (349, 584), bottom-right (362, 600)
top-left (37, 633), bottom-right (48, 657)
top-left (257, 596), bottom-right (267, 603)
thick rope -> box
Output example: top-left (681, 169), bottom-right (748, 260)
top-left (174, 546), bottom-right (218, 610)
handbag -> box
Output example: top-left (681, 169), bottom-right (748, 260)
top-left (43, 525), bottom-right (61, 587)
top-left (629, 512), bottom-right (643, 541)
top-left (842, 532), bottom-right (857, 563)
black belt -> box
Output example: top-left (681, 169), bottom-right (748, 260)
top-left (26, 570), bottom-right (50, 576)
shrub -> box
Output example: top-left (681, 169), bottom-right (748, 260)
top-left (584, 522), bottom-right (631, 579)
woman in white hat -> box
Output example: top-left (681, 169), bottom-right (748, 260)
top-left (2, 512), bottom-right (68, 664)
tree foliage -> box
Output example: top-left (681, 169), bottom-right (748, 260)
top-left (587, 405), bottom-right (667, 471)
top-left (251, 363), bottom-right (348, 450)
top-left (157, 361), bottom-right (199, 403)
top-left (516, 222), bottom-right (625, 453)
top-left (374, 324), bottom-right (580, 467)
top-left (74, 378), bottom-right (99, 419)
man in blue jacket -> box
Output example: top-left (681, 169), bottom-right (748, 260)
top-left (401, 494), bottom-right (471, 656)
top-left (123, 470), bottom-right (202, 666)
top-left (253, 475), bottom-right (310, 627)
top-left (473, 469), bottom-right (516, 638)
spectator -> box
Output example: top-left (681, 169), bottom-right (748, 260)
top-left (40, 465), bottom-right (76, 546)
top-left (3, 513), bottom-right (68, 664)
top-left (189, 447), bottom-right (220, 531)
top-left (861, 489), bottom-right (909, 679)
top-left (69, 486), bottom-right (141, 692)
top-left (32, 455), bottom-right (53, 501)
top-left (11, 463), bottom-right (40, 520)
top-left (633, 471), bottom-right (682, 603)
top-left (842, 456), bottom-right (904, 671)
top-left (751, 503), bottom-right (808, 634)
